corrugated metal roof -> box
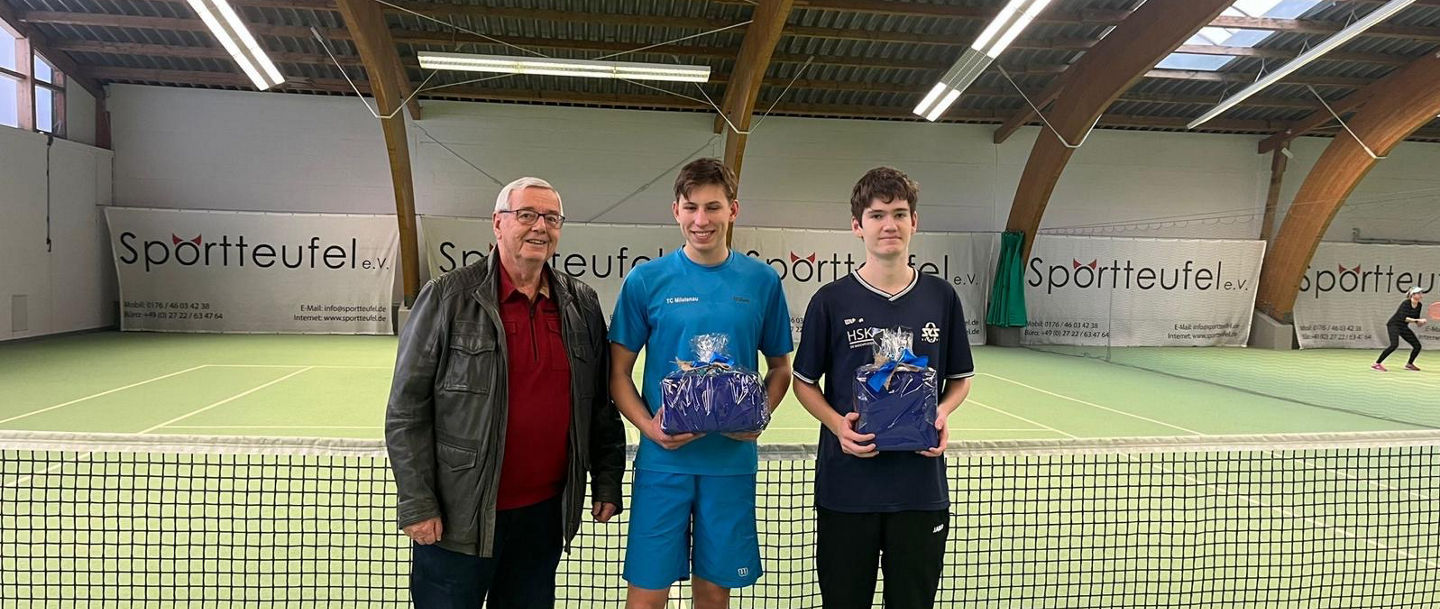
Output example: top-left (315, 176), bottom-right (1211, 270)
top-left (5, 0), bottom-right (1439, 139)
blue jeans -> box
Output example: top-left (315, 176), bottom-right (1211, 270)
top-left (410, 496), bottom-right (562, 609)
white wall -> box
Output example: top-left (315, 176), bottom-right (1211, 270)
top-left (0, 126), bottom-right (115, 341)
top-left (65, 79), bottom-right (97, 147)
top-left (1274, 136), bottom-right (1440, 244)
top-left (107, 84), bottom-right (1279, 241)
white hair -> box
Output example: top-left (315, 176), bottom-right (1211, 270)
top-left (494, 177), bottom-right (563, 214)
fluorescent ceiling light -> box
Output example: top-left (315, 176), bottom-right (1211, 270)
top-left (417, 52), bottom-right (711, 83)
top-left (186, 0), bottom-right (284, 90)
top-left (913, 0), bottom-right (1053, 121)
top-left (1188, 0), bottom-right (1416, 129)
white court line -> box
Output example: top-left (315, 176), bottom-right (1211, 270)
top-left (1367, 372), bottom-right (1435, 385)
top-left (3, 454), bottom-right (89, 489)
top-left (138, 367), bottom-right (314, 434)
top-left (0, 366), bottom-right (209, 425)
top-left (979, 372), bottom-right (1203, 435)
top-left (966, 399), bottom-right (1072, 438)
top-left (967, 399), bottom-right (1439, 569)
top-left (982, 372), bottom-right (1435, 500)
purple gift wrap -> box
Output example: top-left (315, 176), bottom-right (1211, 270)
top-left (658, 333), bottom-right (770, 435)
top-left (851, 327), bottom-right (939, 452)
top-left (659, 367), bottom-right (769, 435)
top-left (852, 366), bottom-right (939, 451)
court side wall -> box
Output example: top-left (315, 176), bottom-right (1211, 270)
top-left (108, 84), bottom-right (1272, 242)
top-left (0, 126), bottom-right (115, 341)
top-left (1273, 136), bottom-right (1440, 244)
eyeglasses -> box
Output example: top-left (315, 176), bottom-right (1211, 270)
top-left (497, 208), bottom-right (565, 228)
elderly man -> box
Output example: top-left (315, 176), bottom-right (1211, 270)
top-left (386, 177), bottom-right (625, 609)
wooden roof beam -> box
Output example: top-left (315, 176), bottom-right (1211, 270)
top-left (718, 0), bottom-right (794, 185)
top-left (992, 70), bottom-right (1070, 145)
top-left (1255, 52), bottom-right (1440, 322)
top-left (1005, 0), bottom-right (1234, 258)
top-left (334, 0), bottom-right (421, 302)
top-left (1257, 49), bottom-right (1440, 153)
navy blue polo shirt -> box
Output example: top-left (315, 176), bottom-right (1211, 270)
top-left (792, 268), bottom-right (974, 513)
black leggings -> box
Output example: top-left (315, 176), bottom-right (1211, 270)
top-left (1377, 324), bottom-right (1421, 365)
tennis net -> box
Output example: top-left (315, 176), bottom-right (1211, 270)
top-left (3, 430), bottom-right (1439, 607)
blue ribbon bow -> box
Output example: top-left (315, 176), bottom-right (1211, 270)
top-left (685, 352), bottom-right (734, 370)
top-left (866, 349), bottom-right (929, 393)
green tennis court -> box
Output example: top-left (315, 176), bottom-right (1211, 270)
top-left (4, 332), bottom-right (1439, 608)
top-left (1, 332), bottom-right (1428, 441)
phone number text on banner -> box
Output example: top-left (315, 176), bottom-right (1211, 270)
top-left (1293, 242), bottom-right (1440, 349)
top-left (106, 207), bottom-right (399, 334)
top-left (419, 217), bottom-right (996, 345)
top-left (1022, 235), bottom-right (1264, 347)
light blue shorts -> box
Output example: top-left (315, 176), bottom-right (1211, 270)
top-left (622, 469), bottom-right (762, 590)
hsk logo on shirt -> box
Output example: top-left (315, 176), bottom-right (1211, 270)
top-left (846, 322), bottom-right (940, 349)
top-left (846, 327), bottom-right (880, 349)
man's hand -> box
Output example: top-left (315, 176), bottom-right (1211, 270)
top-left (592, 502), bottom-right (619, 523)
top-left (403, 517), bottom-right (443, 545)
top-left (917, 412), bottom-right (950, 458)
top-left (645, 409), bottom-right (703, 450)
top-left (830, 412), bottom-right (877, 458)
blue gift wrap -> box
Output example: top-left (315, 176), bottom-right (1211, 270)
top-left (659, 334), bottom-right (770, 435)
top-left (852, 328), bottom-right (939, 451)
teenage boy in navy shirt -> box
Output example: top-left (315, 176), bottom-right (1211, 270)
top-left (609, 158), bottom-right (794, 609)
top-left (792, 167), bottom-right (974, 609)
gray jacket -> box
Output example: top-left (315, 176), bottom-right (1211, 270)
top-left (385, 255), bottom-right (626, 557)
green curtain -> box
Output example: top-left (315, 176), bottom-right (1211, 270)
top-left (986, 231), bottom-right (1028, 327)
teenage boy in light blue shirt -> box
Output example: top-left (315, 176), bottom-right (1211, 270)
top-left (609, 158), bottom-right (793, 609)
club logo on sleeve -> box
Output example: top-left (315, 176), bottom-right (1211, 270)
top-left (921, 322), bottom-right (940, 343)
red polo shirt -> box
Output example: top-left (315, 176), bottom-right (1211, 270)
top-left (495, 261), bottom-right (572, 510)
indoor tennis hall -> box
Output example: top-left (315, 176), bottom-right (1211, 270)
top-left (3, 0), bottom-right (1440, 607)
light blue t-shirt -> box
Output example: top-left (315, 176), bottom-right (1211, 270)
top-left (609, 248), bottom-right (794, 475)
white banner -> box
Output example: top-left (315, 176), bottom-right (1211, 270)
top-left (1022, 235), bottom-right (1264, 346)
top-left (735, 229), bottom-right (996, 344)
top-left (1293, 242), bottom-right (1440, 349)
top-left (419, 217), bottom-right (996, 344)
top-left (106, 207), bottom-right (398, 334)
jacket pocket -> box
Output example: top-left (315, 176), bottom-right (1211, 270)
top-left (436, 440), bottom-right (478, 472)
top-left (441, 330), bottom-right (496, 394)
top-left (434, 437), bottom-right (484, 546)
